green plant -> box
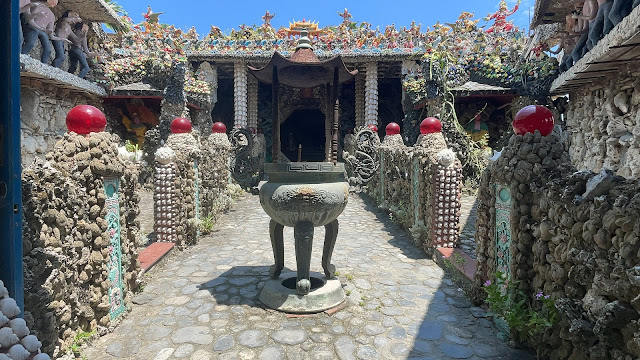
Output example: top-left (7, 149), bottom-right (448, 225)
top-left (124, 140), bottom-right (139, 153)
top-left (69, 330), bottom-right (96, 355)
top-left (483, 272), bottom-right (557, 343)
top-left (452, 253), bottom-right (467, 267)
top-left (345, 290), bottom-right (351, 296)
top-left (199, 214), bottom-right (215, 234)
top-left (345, 274), bottom-right (353, 281)
top-left (334, 270), bottom-right (340, 276)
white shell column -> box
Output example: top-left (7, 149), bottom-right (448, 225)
top-left (364, 62), bottom-right (378, 126)
top-left (355, 74), bottom-right (365, 128)
top-left (247, 75), bottom-right (259, 130)
top-left (234, 60), bottom-right (248, 128)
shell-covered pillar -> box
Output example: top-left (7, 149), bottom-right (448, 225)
top-left (201, 123), bottom-right (232, 218)
top-left (364, 62), bottom-right (379, 126)
top-left (247, 75), bottom-right (259, 131)
top-left (154, 147), bottom-right (179, 243)
top-left (355, 74), bottom-right (365, 128)
top-left (165, 118), bottom-right (202, 246)
top-left (414, 117), bottom-right (462, 249)
top-left (234, 60), bottom-right (248, 128)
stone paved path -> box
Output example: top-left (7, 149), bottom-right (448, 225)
top-left (83, 194), bottom-right (533, 360)
top-left (458, 195), bottom-right (478, 259)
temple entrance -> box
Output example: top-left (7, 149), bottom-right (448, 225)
top-left (281, 109), bottom-right (326, 162)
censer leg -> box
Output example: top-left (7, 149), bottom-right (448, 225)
top-left (294, 221), bottom-right (314, 295)
top-left (322, 219), bottom-right (338, 278)
top-left (269, 219), bottom-right (284, 279)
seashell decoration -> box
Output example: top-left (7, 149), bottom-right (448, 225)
top-left (355, 76), bottom-right (366, 127)
top-left (154, 160), bottom-right (179, 243)
top-left (0, 280), bottom-right (50, 359)
top-left (364, 62), bottom-right (378, 126)
top-left (234, 61), bottom-right (248, 128)
top-left (431, 161), bottom-right (462, 247)
top-left (247, 75), bottom-right (259, 129)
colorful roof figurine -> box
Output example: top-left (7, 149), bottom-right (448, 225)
top-left (286, 19), bottom-right (322, 38)
top-left (248, 29), bottom-right (358, 88)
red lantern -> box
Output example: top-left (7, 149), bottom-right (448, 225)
top-left (385, 122), bottom-right (400, 136)
top-left (512, 105), bottom-right (554, 136)
top-left (212, 122), bottom-right (227, 134)
top-left (367, 124), bottom-right (378, 132)
top-left (171, 117), bottom-right (192, 134)
top-left (66, 105), bottom-right (106, 134)
top-left (420, 117), bottom-right (442, 134)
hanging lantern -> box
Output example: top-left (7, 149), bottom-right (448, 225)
top-left (66, 105), bottom-right (106, 134)
top-left (171, 117), bottom-right (192, 133)
top-left (420, 117), bottom-right (442, 134)
top-left (212, 122), bottom-right (227, 134)
top-left (512, 105), bottom-right (554, 136)
top-left (385, 122), bottom-right (401, 136)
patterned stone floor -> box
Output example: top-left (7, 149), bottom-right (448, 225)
top-left (82, 194), bottom-right (533, 360)
top-left (458, 195), bottom-right (478, 259)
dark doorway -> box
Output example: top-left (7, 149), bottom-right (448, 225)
top-left (281, 109), bottom-right (326, 162)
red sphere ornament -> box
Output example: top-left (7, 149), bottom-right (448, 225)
top-left (211, 122), bottom-right (227, 134)
top-left (171, 117), bottom-right (192, 134)
top-left (66, 105), bottom-right (106, 134)
top-left (385, 122), bottom-right (401, 136)
top-left (367, 124), bottom-right (378, 132)
top-left (512, 105), bottom-right (554, 136)
top-left (420, 117), bottom-right (442, 134)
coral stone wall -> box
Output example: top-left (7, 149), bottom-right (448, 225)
top-left (21, 132), bottom-right (140, 357)
top-left (473, 130), bottom-right (640, 358)
top-left (20, 86), bottom-right (103, 165)
top-left (164, 133), bottom-right (201, 246)
top-left (567, 72), bottom-right (640, 178)
top-left (364, 132), bottom-right (463, 251)
top-left (201, 133), bottom-right (232, 217)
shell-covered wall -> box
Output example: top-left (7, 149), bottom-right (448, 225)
top-left (567, 71), bottom-right (640, 179)
top-left (473, 130), bottom-right (640, 358)
top-left (365, 132), bottom-right (463, 251)
top-left (21, 132), bottom-right (140, 357)
top-left (201, 133), bottom-right (232, 218)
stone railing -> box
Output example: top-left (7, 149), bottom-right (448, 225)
top-left (153, 119), bottom-right (235, 247)
top-left (473, 106), bottom-right (640, 358)
top-left (361, 119), bottom-right (463, 252)
top-left (21, 107), bottom-right (140, 357)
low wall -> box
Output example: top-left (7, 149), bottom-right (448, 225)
top-left (153, 130), bottom-right (236, 247)
top-left (21, 132), bottom-right (140, 357)
top-left (363, 131), bottom-right (463, 251)
top-left (473, 129), bottom-right (640, 358)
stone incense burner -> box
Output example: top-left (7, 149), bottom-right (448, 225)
top-left (258, 162), bottom-right (348, 312)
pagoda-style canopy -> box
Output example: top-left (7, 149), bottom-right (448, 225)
top-left (248, 52), bottom-right (358, 88)
top-left (248, 30), bottom-right (356, 163)
top-left (248, 30), bottom-right (358, 89)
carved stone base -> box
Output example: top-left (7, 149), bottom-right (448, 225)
top-left (259, 271), bottom-right (345, 313)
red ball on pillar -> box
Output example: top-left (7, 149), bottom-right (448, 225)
top-left (385, 122), bottom-right (401, 136)
top-left (171, 117), bottom-right (192, 134)
top-left (420, 117), bottom-right (442, 134)
top-left (512, 105), bottom-right (554, 136)
top-left (367, 124), bottom-right (378, 132)
top-left (66, 105), bottom-right (106, 134)
top-left (212, 122), bottom-right (227, 134)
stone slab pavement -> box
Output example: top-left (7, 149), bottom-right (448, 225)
top-left (82, 194), bottom-right (533, 360)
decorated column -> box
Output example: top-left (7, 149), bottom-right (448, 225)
top-left (247, 74), bottom-right (259, 130)
top-left (234, 60), bottom-right (248, 128)
top-left (193, 62), bottom-right (219, 136)
top-left (355, 74), bottom-right (365, 128)
top-left (364, 62), bottom-right (379, 127)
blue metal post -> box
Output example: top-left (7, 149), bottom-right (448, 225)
top-left (0, 0), bottom-right (24, 312)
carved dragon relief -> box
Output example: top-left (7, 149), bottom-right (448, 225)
top-left (229, 127), bottom-right (260, 189)
top-left (342, 126), bottom-right (380, 190)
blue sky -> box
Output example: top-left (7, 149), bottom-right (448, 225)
top-left (113, 0), bottom-right (534, 36)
